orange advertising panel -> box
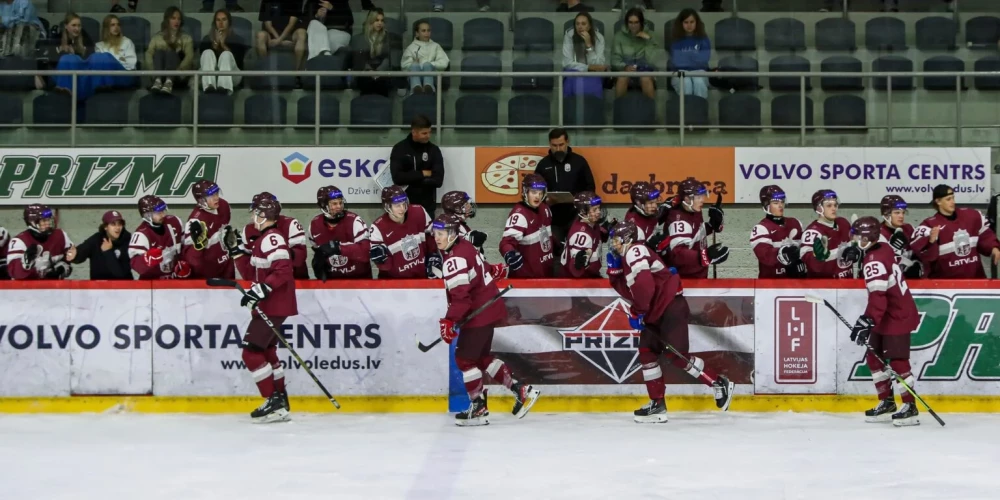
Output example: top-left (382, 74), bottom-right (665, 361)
top-left (474, 147), bottom-right (736, 204)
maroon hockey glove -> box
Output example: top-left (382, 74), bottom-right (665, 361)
top-left (172, 259), bottom-right (192, 279)
top-left (439, 318), bottom-right (459, 344)
top-left (143, 247), bottom-right (163, 268)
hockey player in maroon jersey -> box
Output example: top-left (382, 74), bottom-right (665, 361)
top-left (624, 181), bottom-right (670, 247)
top-left (662, 179), bottom-right (728, 279)
top-left (800, 189), bottom-right (857, 279)
top-left (369, 186), bottom-right (439, 279)
top-left (499, 174), bottom-right (555, 278)
top-left (181, 180), bottom-right (235, 279)
top-left (441, 190), bottom-right (488, 254)
top-left (910, 185), bottom-right (1000, 279)
top-left (605, 219), bottom-right (733, 423)
top-left (560, 191), bottom-right (613, 278)
top-left (877, 195), bottom-right (921, 279)
top-left (749, 185), bottom-right (805, 279)
top-left (0, 225), bottom-right (9, 279)
top-left (433, 213), bottom-right (538, 426)
top-left (229, 192), bottom-right (309, 280)
top-left (7, 204), bottom-right (76, 280)
top-left (128, 196), bottom-right (191, 280)
top-left (849, 217), bottom-right (921, 427)
top-left (232, 198), bottom-right (296, 423)
top-left (307, 186), bottom-right (372, 281)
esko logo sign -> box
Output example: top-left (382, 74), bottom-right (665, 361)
top-left (281, 152), bottom-right (389, 185)
top-left (281, 152), bottom-right (312, 184)
top-left (560, 298), bottom-right (640, 383)
top-left (774, 297), bottom-right (817, 384)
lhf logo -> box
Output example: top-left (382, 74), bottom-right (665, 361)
top-left (774, 298), bottom-right (817, 384)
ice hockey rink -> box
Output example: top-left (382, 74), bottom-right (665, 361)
top-left (1, 411), bottom-right (997, 500)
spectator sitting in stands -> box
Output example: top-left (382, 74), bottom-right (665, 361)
top-left (200, 9), bottom-right (248, 95)
top-left (611, 7), bottom-right (656, 99)
top-left (92, 15), bottom-right (139, 92)
top-left (51, 13), bottom-right (96, 96)
top-left (0, 0), bottom-right (44, 59)
top-left (352, 9), bottom-right (392, 98)
top-left (257, 0), bottom-right (307, 70)
top-left (401, 20), bottom-right (449, 94)
top-left (72, 210), bottom-right (134, 280)
top-left (667, 8), bottom-right (710, 99)
top-left (561, 11), bottom-right (607, 99)
top-left (110, 0), bottom-right (135, 13)
top-left (200, 0), bottom-right (245, 14)
top-left (306, 0), bottom-right (373, 60)
top-left (146, 7), bottom-right (194, 94)
top-left (557, 0), bottom-right (594, 12)
top-left (613, 0), bottom-right (653, 11)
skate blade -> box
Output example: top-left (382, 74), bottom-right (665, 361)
top-left (252, 409), bottom-right (290, 424)
top-left (717, 381), bottom-right (735, 411)
top-left (515, 388), bottom-right (541, 419)
top-left (633, 413), bottom-right (669, 424)
top-left (865, 413), bottom-right (894, 423)
top-left (892, 417), bottom-right (920, 427)
top-left (455, 416), bottom-right (490, 427)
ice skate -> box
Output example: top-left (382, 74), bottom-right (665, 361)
top-left (250, 393), bottom-right (290, 424)
top-left (511, 383), bottom-right (540, 419)
top-left (864, 398), bottom-right (897, 423)
top-left (276, 391), bottom-right (290, 412)
top-left (455, 390), bottom-right (490, 427)
top-left (634, 399), bottom-right (668, 423)
top-left (891, 402), bottom-right (920, 427)
top-left (713, 375), bottom-right (735, 411)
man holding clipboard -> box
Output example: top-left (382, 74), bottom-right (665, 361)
top-left (533, 128), bottom-right (596, 252)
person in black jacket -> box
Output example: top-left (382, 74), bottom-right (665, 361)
top-left (389, 114), bottom-right (445, 216)
top-left (533, 127), bottom-right (596, 247)
top-left (72, 210), bottom-right (134, 280)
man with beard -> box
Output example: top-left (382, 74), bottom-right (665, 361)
top-left (532, 128), bottom-right (595, 249)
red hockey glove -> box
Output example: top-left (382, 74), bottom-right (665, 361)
top-left (143, 247), bottom-right (163, 268)
top-left (439, 318), bottom-right (459, 344)
top-left (488, 262), bottom-right (508, 280)
top-left (172, 259), bottom-right (192, 279)
top-left (655, 235), bottom-right (671, 255)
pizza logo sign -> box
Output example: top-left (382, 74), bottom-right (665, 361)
top-left (282, 152), bottom-right (312, 184)
top-left (560, 298), bottom-right (641, 383)
top-left (481, 153), bottom-right (544, 197)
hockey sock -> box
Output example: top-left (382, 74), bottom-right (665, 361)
top-left (242, 349), bottom-right (275, 398)
top-left (482, 356), bottom-right (515, 390)
top-left (889, 359), bottom-right (915, 404)
top-left (265, 346), bottom-right (285, 392)
top-left (639, 348), bottom-right (665, 400)
top-left (666, 352), bottom-right (716, 386)
top-left (866, 351), bottom-right (893, 400)
top-left (456, 358), bottom-right (484, 400)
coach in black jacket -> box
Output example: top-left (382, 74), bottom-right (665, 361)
top-left (390, 114), bottom-right (445, 216)
top-left (72, 210), bottom-right (134, 280)
top-left (533, 128), bottom-right (596, 245)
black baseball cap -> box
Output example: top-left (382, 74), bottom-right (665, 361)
top-left (931, 184), bottom-right (954, 205)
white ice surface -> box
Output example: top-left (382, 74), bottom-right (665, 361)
top-left (1, 411), bottom-right (997, 500)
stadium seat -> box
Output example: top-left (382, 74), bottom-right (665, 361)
top-left (384, 17), bottom-right (405, 37)
top-left (771, 95), bottom-right (814, 131)
top-left (0, 56), bottom-right (37, 91)
top-left (973, 55), bottom-right (1000, 90)
top-left (613, 93), bottom-right (656, 127)
top-left (83, 92), bottom-right (130, 125)
top-left (247, 52), bottom-right (297, 91)
top-left (965, 16), bottom-right (1000, 50)
top-left (719, 93), bottom-right (761, 129)
top-left (297, 94), bottom-right (340, 126)
top-left (402, 93), bottom-right (440, 126)
top-left (422, 17), bottom-right (454, 51)
top-left (303, 54), bottom-right (348, 91)
top-left (198, 93), bottom-right (234, 125)
top-left (120, 16), bottom-right (151, 55)
top-left (714, 18), bottom-right (755, 52)
top-left (513, 18), bottom-right (555, 52)
top-left (508, 94), bottom-right (551, 127)
top-left (350, 94), bottom-right (392, 126)
top-left (915, 16), bottom-right (958, 51)
top-left (563, 95), bottom-right (605, 127)
top-left (231, 17), bottom-right (253, 46)
top-left (717, 55), bottom-right (760, 91)
top-left (462, 18), bottom-right (504, 51)
top-left (815, 18), bottom-right (856, 52)
top-left (820, 55), bottom-right (863, 91)
top-left (81, 17), bottom-right (100, 43)
top-left (455, 95), bottom-right (498, 126)
top-left (0, 94), bottom-right (23, 124)
top-left (565, 18), bottom-right (605, 37)
top-left (139, 93), bottom-right (182, 124)
top-left (824, 95), bottom-right (866, 130)
top-left (866, 17), bottom-right (907, 51)
top-left (33, 92), bottom-right (72, 125)
top-left (872, 56), bottom-right (914, 91)
top-left (764, 18), bottom-right (806, 52)
top-left (459, 55), bottom-right (502, 91)
top-left (769, 55), bottom-right (812, 92)
top-left (923, 56), bottom-right (965, 91)
top-left (183, 16), bottom-right (202, 46)
top-left (245, 93), bottom-right (287, 125)
top-left (511, 55), bottom-right (554, 91)
top-left (666, 95), bottom-right (709, 128)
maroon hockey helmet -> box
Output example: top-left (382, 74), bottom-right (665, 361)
top-left (250, 191), bottom-right (277, 212)
top-left (609, 219), bottom-right (638, 246)
top-left (381, 186), bottom-right (409, 215)
top-left (253, 197), bottom-right (282, 221)
top-left (23, 204), bottom-right (54, 232)
top-left (138, 195), bottom-right (167, 219)
top-left (880, 195), bottom-right (908, 217)
top-left (630, 181), bottom-right (661, 215)
top-left (191, 179), bottom-right (220, 205)
top-left (521, 174), bottom-right (548, 200)
top-left (317, 186), bottom-right (346, 221)
top-left (431, 213), bottom-right (463, 234)
top-left (811, 189), bottom-right (838, 213)
top-left (678, 179), bottom-right (708, 198)
top-left (441, 190), bottom-right (477, 219)
top-left (759, 185), bottom-right (786, 207)
top-left (850, 216), bottom-right (881, 250)
top-left (573, 191), bottom-right (605, 219)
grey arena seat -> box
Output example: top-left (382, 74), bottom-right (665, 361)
top-left (771, 95), bottom-right (814, 131)
top-left (764, 18), bottom-right (806, 52)
top-left (183, 16), bottom-right (202, 47)
top-left (769, 55), bottom-right (811, 92)
top-left (455, 95), bottom-right (498, 126)
top-left (508, 94), bottom-right (551, 127)
top-left (402, 93), bottom-right (441, 126)
top-left (462, 18), bottom-right (504, 51)
top-left (666, 95), bottom-right (709, 128)
top-left (0, 56), bottom-right (36, 91)
top-left (865, 17), bottom-right (907, 51)
top-left (973, 55), bottom-right (1000, 90)
top-left (965, 16), bottom-right (1000, 50)
top-left (0, 94), bottom-right (23, 124)
top-left (248, 52), bottom-right (297, 91)
top-left (422, 17), bottom-right (454, 51)
top-left (350, 94), bottom-right (392, 126)
top-left (915, 16), bottom-right (958, 51)
top-left (923, 56), bottom-right (964, 91)
top-left (33, 92), bottom-right (72, 124)
top-left (244, 93), bottom-right (287, 126)
top-left (231, 17), bottom-right (253, 45)
top-left (83, 92), bottom-right (130, 125)
top-left (565, 18), bottom-right (605, 37)
top-left (823, 95), bottom-right (866, 130)
top-left (297, 94), bottom-right (340, 126)
top-left (512, 54), bottom-right (554, 91)
top-left (198, 93), bottom-right (235, 125)
top-left (613, 93), bottom-right (656, 127)
top-left (717, 55), bottom-right (760, 91)
top-left (714, 17), bottom-right (755, 51)
top-left (815, 18), bottom-right (856, 52)
top-left (459, 54), bottom-right (502, 91)
top-left (120, 16), bottom-right (151, 55)
top-left (139, 93), bottom-right (182, 124)
top-left (820, 55), bottom-right (863, 91)
top-left (872, 56), bottom-right (914, 91)
top-left (384, 17), bottom-right (405, 37)
top-left (719, 93), bottom-right (761, 129)
top-left (513, 17), bottom-right (555, 52)
top-left (563, 95), bottom-right (605, 127)
top-left (303, 54), bottom-right (348, 91)
top-left (81, 17), bottom-right (100, 42)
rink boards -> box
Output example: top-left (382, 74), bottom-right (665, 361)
top-left (0, 279), bottom-right (998, 413)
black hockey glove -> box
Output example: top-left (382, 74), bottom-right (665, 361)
top-left (707, 195), bottom-right (724, 233)
top-left (221, 225), bottom-right (245, 258)
top-left (317, 240), bottom-right (341, 258)
top-left (44, 261), bottom-right (71, 279)
top-left (240, 282), bottom-right (271, 310)
top-left (904, 261), bottom-right (923, 279)
top-left (311, 252), bottom-right (329, 283)
top-left (503, 250), bottom-right (524, 271)
top-left (656, 202), bottom-right (671, 223)
top-left (889, 229), bottom-right (909, 253)
top-left (24, 244), bottom-right (40, 266)
top-left (850, 315), bottom-right (875, 346)
top-left (370, 243), bottom-right (390, 264)
top-left (574, 249), bottom-right (590, 270)
top-left (468, 230), bottom-right (488, 248)
top-left (701, 243), bottom-right (729, 266)
top-left (599, 217), bottom-right (618, 243)
top-left (777, 244), bottom-right (800, 266)
top-left (841, 244), bottom-right (862, 265)
top-left (425, 252), bottom-right (443, 279)
top-left (786, 261), bottom-right (807, 278)
top-left (188, 219), bottom-right (208, 251)
top-left (646, 232), bottom-right (667, 253)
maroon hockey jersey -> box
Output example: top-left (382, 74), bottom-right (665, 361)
top-left (910, 208), bottom-right (999, 279)
top-left (665, 207), bottom-right (714, 279)
top-left (878, 223), bottom-right (918, 273)
top-left (559, 218), bottom-right (603, 278)
top-left (369, 205), bottom-right (434, 279)
top-left (242, 215), bottom-right (308, 280)
top-left (800, 217), bottom-right (855, 279)
top-left (441, 238), bottom-right (506, 328)
top-left (0, 226), bottom-right (9, 279)
top-left (234, 226), bottom-right (298, 317)
top-left (750, 216), bottom-right (803, 278)
top-left (7, 229), bottom-right (74, 280)
top-left (624, 208), bottom-right (660, 245)
top-left (307, 212), bottom-right (373, 279)
top-left (182, 198), bottom-right (234, 279)
top-left (128, 216), bottom-right (185, 280)
top-left (861, 244), bottom-right (919, 335)
top-left (499, 202), bottom-right (555, 278)
top-left (609, 244), bottom-right (682, 324)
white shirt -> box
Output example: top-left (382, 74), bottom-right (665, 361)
top-left (95, 36), bottom-right (138, 70)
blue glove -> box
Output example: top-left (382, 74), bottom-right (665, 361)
top-left (668, 267), bottom-right (678, 275)
top-left (370, 243), bottom-right (390, 264)
top-left (606, 252), bottom-right (623, 277)
top-left (503, 250), bottom-right (524, 271)
top-left (628, 313), bottom-right (645, 331)
top-left (425, 252), bottom-right (443, 279)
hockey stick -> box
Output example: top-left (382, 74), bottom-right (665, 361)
top-left (987, 193), bottom-right (998, 279)
top-left (711, 192), bottom-right (722, 279)
top-left (417, 284), bottom-right (514, 353)
top-left (803, 295), bottom-right (944, 426)
top-left (206, 278), bottom-right (341, 410)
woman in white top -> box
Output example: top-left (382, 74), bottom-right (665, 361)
top-left (84, 14), bottom-right (138, 97)
top-left (400, 20), bottom-right (449, 93)
top-left (562, 12), bottom-right (607, 98)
